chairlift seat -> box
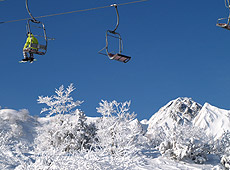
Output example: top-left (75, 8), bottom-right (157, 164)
top-left (33, 51), bottom-right (45, 55)
top-left (108, 53), bottom-right (131, 63)
top-left (31, 43), bottom-right (47, 50)
top-left (29, 43), bottom-right (46, 55)
top-left (216, 23), bottom-right (230, 30)
top-left (26, 49), bottom-right (45, 55)
top-left (24, 45), bottom-right (46, 56)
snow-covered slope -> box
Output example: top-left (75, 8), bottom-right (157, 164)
top-left (146, 98), bottom-right (230, 141)
top-left (146, 97), bottom-right (202, 136)
top-left (193, 103), bottom-right (230, 140)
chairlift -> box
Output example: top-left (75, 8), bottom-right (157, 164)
top-left (99, 4), bottom-right (131, 63)
top-left (217, 0), bottom-right (230, 30)
top-left (26, 19), bottom-right (48, 55)
top-left (25, 0), bottom-right (49, 55)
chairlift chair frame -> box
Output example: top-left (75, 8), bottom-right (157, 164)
top-left (26, 19), bottom-right (48, 55)
top-left (24, 0), bottom-right (48, 55)
top-left (98, 4), bottom-right (131, 63)
top-left (217, 0), bottom-right (230, 30)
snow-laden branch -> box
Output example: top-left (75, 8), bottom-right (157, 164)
top-left (37, 83), bottom-right (83, 117)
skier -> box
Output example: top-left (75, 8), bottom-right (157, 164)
top-left (22, 32), bottom-right (38, 62)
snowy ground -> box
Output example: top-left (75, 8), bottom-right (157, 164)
top-left (143, 155), bottom-right (220, 170)
top-left (0, 108), bottom-right (223, 170)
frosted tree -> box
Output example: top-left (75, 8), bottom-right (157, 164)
top-left (96, 100), bottom-right (143, 156)
top-left (146, 125), bottom-right (167, 147)
top-left (0, 110), bottom-right (32, 169)
top-left (213, 131), bottom-right (230, 169)
top-left (36, 84), bottom-right (97, 152)
top-left (159, 125), bottom-right (211, 164)
top-left (219, 131), bottom-right (230, 156)
top-left (37, 83), bottom-right (83, 117)
top-left (46, 110), bottom-right (97, 152)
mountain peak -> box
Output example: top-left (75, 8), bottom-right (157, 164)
top-left (193, 103), bottom-right (230, 139)
top-left (163, 97), bottom-right (202, 121)
top-left (150, 97), bottom-right (202, 123)
top-left (147, 97), bottom-right (202, 134)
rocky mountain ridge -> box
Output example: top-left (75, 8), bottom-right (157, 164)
top-left (146, 97), bottom-right (230, 140)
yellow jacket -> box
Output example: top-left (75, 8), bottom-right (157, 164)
top-left (23, 34), bottom-right (39, 50)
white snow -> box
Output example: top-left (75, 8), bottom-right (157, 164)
top-left (146, 97), bottom-right (202, 138)
top-left (193, 102), bottom-right (230, 140)
top-left (0, 97), bottom-right (229, 169)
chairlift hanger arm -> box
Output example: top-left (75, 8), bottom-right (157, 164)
top-left (25, 0), bottom-right (39, 23)
top-left (110, 4), bottom-right (119, 33)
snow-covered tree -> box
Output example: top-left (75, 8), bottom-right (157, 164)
top-left (221, 155), bottom-right (230, 170)
top-left (22, 100), bottom-right (144, 170)
top-left (0, 109), bottom-right (33, 169)
top-left (212, 131), bottom-right (230, 169)
top-left (37, 83), bottom-right (83, 117)
top-left (219, 131), bottom-right (230, 156)
top-left (159, 125), bottom-right (211, 164)
top-left (146, 125), bottom-right (167, 147)
top-left (48, 111), bottom-right (96, 152)
top-left (96, 100), bottom-right (144, 156)
top-left (36, 84), bottom-right (97, 152)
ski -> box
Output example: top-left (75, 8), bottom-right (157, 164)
top-left (19, 59), bottom-right (37, 63)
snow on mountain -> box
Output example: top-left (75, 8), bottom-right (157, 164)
top-left (146, 97), bottom-right (202, 136)
top-left (193, 102), bottom-right (230, 140)
top-left (146, 97), bottom-right (230, 141)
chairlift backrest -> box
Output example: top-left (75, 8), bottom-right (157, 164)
top-left (106, 30), bottom-right (123, 54)
top-left (26, 19), bottom-right (48, 54)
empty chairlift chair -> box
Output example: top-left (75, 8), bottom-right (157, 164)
top-left (98, 4), bottom-right (131, 63)
top-left (217, 0), bottom-right (230, 30)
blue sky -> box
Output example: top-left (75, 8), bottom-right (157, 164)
top-left (0, 0), bottom-right (230, 120)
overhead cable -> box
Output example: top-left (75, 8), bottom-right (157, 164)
top-left (0, 0), bottom-right (148, 24)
